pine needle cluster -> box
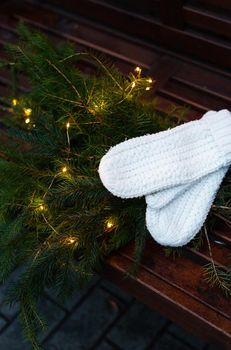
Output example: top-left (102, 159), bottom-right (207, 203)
top-left (0, 24), bottom-right (230, 349)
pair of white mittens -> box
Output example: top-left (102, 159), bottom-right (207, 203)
top-left (99, 109), bottom-right (231, 247)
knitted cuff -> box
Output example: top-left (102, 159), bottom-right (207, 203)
top-left (202, 109), bottom-right (231, 166)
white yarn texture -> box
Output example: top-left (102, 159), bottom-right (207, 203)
top-left (146, 167), bottom-right (228, 246)
top-left (98, 109), bottom-right (231, 247)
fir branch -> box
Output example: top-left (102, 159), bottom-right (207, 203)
top-left (203, 225), bottom-right (231, 296)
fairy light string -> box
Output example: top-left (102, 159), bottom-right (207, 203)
top-left (11, 65), bottom-right (154, 250)
top-left (36, 121), bottom-right (72, 243)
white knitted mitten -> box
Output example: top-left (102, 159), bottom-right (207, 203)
top-left (146, 167), bottom-right (229, 247)
top-left (146, 183), bottom-right (191, 209)
top-left (99, 110), bottom-right (231, 198)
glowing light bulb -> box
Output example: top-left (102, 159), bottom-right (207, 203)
top-left (65, 237), bottom-right (77, 245)
top-left (135, 66), bottom-right (142, 73)
top-left (24, 108), bottom-right (32, 117)
top-left (62, 166), bottom-right (67, 173)
top-left (107, 222), bottom-right (113, 229)
top-left (145, 87), bottom-right (151, 91)
top-left (66, 122), bottom-right (70, 129)
top-left (25, 118), bottom-right (30, 124)
top-left (147, 78), bottom-right (153, 83)
top-left (131, 82), bottom-right (136, 88)
top-left (12, 99), bottom-right (18, 106)
top-left (39, 205), bottom-right (44, 211)
top-left (106, 219), bottom-right (115, 231)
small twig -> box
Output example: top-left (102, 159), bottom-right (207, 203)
top-left (212, 205), bottom-right (231, 210)
top-left (43, 174), bottom-right (58, 200)
top-left (212, 212), bottom-right (231, 228)
top-left (59, 52), bottom-right (123, 90)
top-left (46, 94), bottom-right (83, 106)
top-left (66, 126), bottom-right (71, 158)
top-left (16, 46), bottom-right (42, 80)
top-left (42, 213), bottom-right (59, 236)
top-left (46, 59), bottom-right (81, 99)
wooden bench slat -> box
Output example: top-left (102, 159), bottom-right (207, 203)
top-left (185, 242), bottom-right (231, 268)
top-left (104, 0), bottom-right (160, 18)
top-left (159, 78), bottom-right (231, 111)
top-left (8, 1), bottom-right (156, 69)
top-left (43, 0), bottom-right (231, 69)
top-left (104, 253), bottom-right (231, 348)
top-left (213, 224), bottom-right (231, 246)
top-left (119, 241), bottom-right (231, 321)
top-left (172, 63), bottom-right (231, 96)
top-left (183, 4), bottom-right (231, 39)
top-left (192, 0), bottom-right (231, 12)
top-left (158, 88), bottom-right (209, 112)
top-left (24, 0), bottom-right (231, 82)
top-left (187, 226), bottom-right (231, 266)
top-left (172, 76), bottom-right (231, 104)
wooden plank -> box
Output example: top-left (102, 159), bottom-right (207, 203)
top-left (104, 253), bottom-right (231, 348)
top-left (144, 94), bottom-right (201, 121)
top-left (172, 76), bottom-right (231, 104)
top-left (184, 4), bottom-right (231, 39)
top-left (193, 0), bottom-right (231, 11)
top-left (158, 88), bottom-right (209, 113)
top-left (186, 241), bottom-right (231, 268)
top-left (104, 0), bottom-right (160, 18)
top-left (172, 62), bottom-right (231, 98)
top-left (120, 241), bottom-right (231, 321)
top-left (148, 56), bottom-right (182, 94)
top-left (160, 0), bottom-right (184, 28)
top-left (213, 223), bottom-right (231, 246)
top-left (44, 0), bottom-right (231, 69)
top-left (149, 56), bottom-right (231, 114)
top-left (29, 0), bottom-right (231, 82)
top-left (7, 1), bottom-right (157, 69)
top-left (159, 78), bottom-right (231, 111)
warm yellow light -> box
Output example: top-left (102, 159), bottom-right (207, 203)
top-left (107, 222), bottom-right (113, 229)
top-left (145, 87), bottom-right (151, 91)
top-left (65, 237), bottom-right (78, 245)
top-left (135, 66), bottom-right (142, 73)
top-left (147, 78), bottom-right (153, 83)
top-left (24, 108), bottom-right (32, 117)
top-left (62, 166), bottom-right (67, 173)
top-left (39, 205), bottom-right (44, 211)
top-left (131, 82), bottom-right (136, 88)
top-left (12, 99), bottom-right (18, 106)
top-left (106, 219), bottom-right (115, 230)
top-left (66, 122), bottom-right (70, 129)
top-left (25, 118), bottom-right (30, 124)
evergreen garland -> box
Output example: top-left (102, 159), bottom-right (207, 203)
top-left (0, 25), bottom-right (230, 349)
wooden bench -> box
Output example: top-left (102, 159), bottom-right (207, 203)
top-left (0, 1), bottom-right (231, 348)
